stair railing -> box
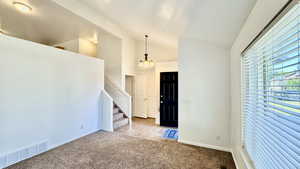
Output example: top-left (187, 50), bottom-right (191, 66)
top-left (99, 90), bottom-right (114, 132)
top-left (104, 76), bottom-right (132, 123)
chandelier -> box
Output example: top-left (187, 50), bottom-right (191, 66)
top-left (139, 35), bottom-right (154, 68)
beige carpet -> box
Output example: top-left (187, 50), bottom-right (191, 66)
top-left (6, 132), bottom-right (236, 169)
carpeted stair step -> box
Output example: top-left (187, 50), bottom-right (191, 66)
top-left (113, 117), bottom-right (129, 129)
top-left (113, 107), bottom-right (119, 114)
top-left (113, 112), bottom-right (124, 121)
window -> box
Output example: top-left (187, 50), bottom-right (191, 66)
top-left (242, 2), bottom-right (300, 169)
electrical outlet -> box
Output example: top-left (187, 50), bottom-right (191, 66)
top-left (216, 136), bottom-right (221, 140)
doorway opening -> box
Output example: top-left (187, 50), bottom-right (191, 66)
top-left (118, 72), bottom-right (178, 141)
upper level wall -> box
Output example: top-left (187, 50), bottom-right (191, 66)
top-left (78, 39), bottom-right (97, 57)
top-left (52, 0), bottom-right (137, 90)
top-left (121, 37), bottom-right (136, 89)
top-left (97, 33), bottom-right (123, 89)
top-left (122, 37), bottom-right (136, 76)
top-left (53, 38), bottom-right (97, 57)
top-left (53, 39), bottom-right (79, 53)
top-left (0, 35), bottom-right (104, 157)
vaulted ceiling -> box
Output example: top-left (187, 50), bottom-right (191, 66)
top-left (77, 0), bottom-right (257, 48)
top-left (0, 0), bottom-right (257, 48)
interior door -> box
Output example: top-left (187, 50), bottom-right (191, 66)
top-left (125, 76), bottom-right (135, 116)
top-left (160, 72), bottom-right (178, 127)
top-left (134, 72), bottom-right (147, 118)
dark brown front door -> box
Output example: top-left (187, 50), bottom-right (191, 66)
top-left (160, 72), bottom-right (178, 127)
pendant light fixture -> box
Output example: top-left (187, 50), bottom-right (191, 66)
top-left (139, 35), bottom-right (154, 68)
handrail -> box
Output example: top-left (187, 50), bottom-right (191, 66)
top-left (104, 76), bottom-right (132, 121)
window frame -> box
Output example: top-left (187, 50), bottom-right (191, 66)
top-left (240, 0), bottom-right (300, 168)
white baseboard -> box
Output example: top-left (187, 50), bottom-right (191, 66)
top-left (231, 150), bottom-right (240, 169)
top-left (100, 125), bottom-right (113, 132)
top-left (231, 147), bottom-right (255, 169)
top-left (178, 139), bottom-right (231, 152)
top-left (147, 114), bottom-right (156, 119)
top-left (48, 128), bottom-right (100, 150)
top-left (133, 115), bottom-right (147, 118)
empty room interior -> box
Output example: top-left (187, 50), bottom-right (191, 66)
top-left (0, 0), bottom-right (299, 169)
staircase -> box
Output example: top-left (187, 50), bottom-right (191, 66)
top-left (104, 76), bottom-right (132, 131)
top-left (113, 103), bottom-right (129, 130)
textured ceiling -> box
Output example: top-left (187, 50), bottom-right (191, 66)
top-left (0, 0), bottom-right (257, 48)
top-left (77, 0), bottom-right (257, 48)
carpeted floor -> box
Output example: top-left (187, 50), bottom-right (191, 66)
top-left (6, 131), bottom-right (236, 169)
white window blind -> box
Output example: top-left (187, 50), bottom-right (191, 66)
top-left (242, 2), bottom-right (300, 169)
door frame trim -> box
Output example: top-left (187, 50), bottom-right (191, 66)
top-left (159, 72), bottom-right (178, 127)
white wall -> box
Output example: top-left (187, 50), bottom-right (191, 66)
top-left (121, 37), bottom-right (136, 89)
top-left (230, 0), bottom-right (288, 168)
top-left (122, 38), bottom-right (136, 76)
top-left (0, 35), bottom-right (104, 160)
top-left (97, 33), bottom-right (122, 88)
top-left (178, 38), bottom-right (230, 151)
top-left (79, 39), bottom-right (97, 57)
